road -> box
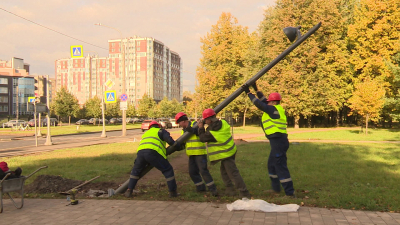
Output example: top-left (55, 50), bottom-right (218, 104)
top-left (0, 128), bottom-right (180, 158)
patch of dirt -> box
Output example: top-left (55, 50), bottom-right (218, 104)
top-left (234, 139), bottom-right (248, 145)
top-left (25, 175), bottom-right (118, 194)
top-left (24, 152), bottom-right (190, 195)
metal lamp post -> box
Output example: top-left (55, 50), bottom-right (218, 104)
top-left (95, 23), bottom-right (127, 137)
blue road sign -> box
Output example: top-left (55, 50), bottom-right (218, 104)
top-left (104, 90), bottom-right (117, 103)
top-left (120, 94), bottom-right (128, 102)
top-left (70, 45), bottom-right (83, 58)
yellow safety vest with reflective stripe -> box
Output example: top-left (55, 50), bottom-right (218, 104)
top-left (137, 128), bottom-right (167, 159)
top-left (261, 105), bottom-right (287, 136)
top-left (181, 121), bottom-right (207, 156)
top-left (208, 120), bottom-right (237, 162)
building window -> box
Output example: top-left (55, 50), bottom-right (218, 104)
top-left (0, 87), bottom-right (7, 94)
top-left (0, 105), bottom-right (8, 112)
top-left (0, 78), bottom-right (8, 84)
top-left (0, 96), bottom-right (8, 103)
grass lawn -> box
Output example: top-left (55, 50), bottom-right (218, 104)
top-left (248, 128), bottom-right (400, 142)
top-left (2, 140), bottom-right (400, 212)
top-left (0, 123), bottom-right (141, 136)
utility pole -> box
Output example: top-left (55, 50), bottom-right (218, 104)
top-left (101, 85), bottom-right (107, 138)
top-left (44, 75), bottom-right (52, 145)
top-left (16, 85), bottom-right (19, 120)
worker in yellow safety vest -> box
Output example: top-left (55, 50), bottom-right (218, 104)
top-left (243, 82), bottom-right (295, 198)
top-left (197, 109), bottom-right (251, 198)
top-left (175, 112), bottom-right (218, 196)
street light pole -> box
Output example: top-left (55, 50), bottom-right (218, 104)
top-left (95, 23), bottom-right (127, 137)
top-left (44, 75), bottom-right (53, 145)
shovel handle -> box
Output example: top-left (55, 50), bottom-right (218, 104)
top-left (26, 166), bottom-right (48, 179)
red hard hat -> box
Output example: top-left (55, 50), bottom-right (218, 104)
top-left (149, 120), bottom-right (161, 128)
top-left (0, 161), bottom-right (9, 172)
top-left (175, 112), bottom-right (187, 122)
top-left (202, 108), bottom-right (216, 120)
top-left (268, 92), bottom-right (282, 101)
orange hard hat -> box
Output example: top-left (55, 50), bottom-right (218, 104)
top-left (267, 92), bottom-right (282, 101)
top-left (202, 108), bottom-right (216, 120)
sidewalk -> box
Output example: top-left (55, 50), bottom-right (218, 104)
top-left (1, 199), bottom-right (399, 225)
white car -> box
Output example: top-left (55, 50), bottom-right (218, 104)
top-left (170, 119), bottom-right (179, 128)
top-left (3, 120), bottom-right (27, 128)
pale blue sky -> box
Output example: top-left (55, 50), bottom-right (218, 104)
top-left (0, 0), bottom-right (276, 92)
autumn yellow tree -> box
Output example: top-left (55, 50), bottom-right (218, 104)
top-left (348, 77), bottom-right (386, 134)
top-left (197, 12), bottom-right (251, 111)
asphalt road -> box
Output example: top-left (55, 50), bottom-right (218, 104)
top-left (0, 128), bottom-right (180, 158)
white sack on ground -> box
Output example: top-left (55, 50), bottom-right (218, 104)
top-left (226, 198), bottom-right (299, 212)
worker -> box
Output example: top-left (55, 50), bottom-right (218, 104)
top-left (125, 120), bottom-right (179, 198)
top-left (197, 108), bottom-right (251, 198)
top-left (243, 82), bottom-right (295, 198)
top-left (175, 112), bottom-right (218, 196)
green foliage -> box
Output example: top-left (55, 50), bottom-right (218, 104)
top-left (53, 87), bottom-right (80, 123)
top-left (105, 99), bottom-right (121, 118)
top-left (85, 96), bottom-right (102, 119)
top-left (127, 102), bottom-right (137, 117)
top-left (137, 94), bottom-right (156, 118)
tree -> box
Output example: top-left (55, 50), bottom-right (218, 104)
top-left (158, 97), bottom-right (173, 118)
top-left (197, 12), bottom-right (251, 110)
top-left (255, 0), bottom-right (353, 128)
top-left (85, 96), bottom-right (102, 124)
top-left (105, 100), bottom-right (121, 118)
top-left (137, 94), bottom-right (156, 118)
top-left (348, 77), bottom-right (386, 134)
top-left (53, 87), bottom-right (80, 125)
top-left (127, 102), bottom-right (137, 118)
top-left (170, 98), bottom-right (183, 117)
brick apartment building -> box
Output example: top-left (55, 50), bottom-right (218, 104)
top-left (55, 36), bottom-right (182, 106)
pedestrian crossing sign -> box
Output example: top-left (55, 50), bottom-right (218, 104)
top-left (70, 45), bottom-right (83, 58)
top-left (104, 90), bottom-right (117, 103)
top-left (28, 97), bottom-right (36, 103)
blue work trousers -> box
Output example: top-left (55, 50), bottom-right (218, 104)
top-left (128, 149), bottom-right (177, 192)
top-left (188, 155), bottom-right (216, 191)
top-left (268, 136), bottom-right (295, 195)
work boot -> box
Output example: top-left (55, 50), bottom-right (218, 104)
top-left (169, 190), bottom-right (180, 198)
top-left (224, 186), bottom-right (237, 197)
top-left (196, 184), bottom-right (206, 192)
top-left (239, 190), bottom-right (252, 199)
top-left (14, 167), bottom-right (22, 177)
top-left (210, 189), bottom-right (219, 197)
top-left (124, 189), bottom-right (133, 198)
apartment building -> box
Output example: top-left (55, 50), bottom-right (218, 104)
top-left (0, 57), bottom-right (54, 117)
top-left (55, 36), bottom-right (182, 106)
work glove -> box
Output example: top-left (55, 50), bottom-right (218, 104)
top-left (242, 84), bottom-right (251, 94)
top-left (252, 82), bottom-right (258, 92)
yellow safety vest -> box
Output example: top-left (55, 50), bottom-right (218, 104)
top-left (261, 105), bottom-right (287, 136)
top-left (137, 128), bottom-right (167, 159)
top-left (181, 121), bottom-right (207, 156)
top-left (208, 120), bottom-right (237, 162)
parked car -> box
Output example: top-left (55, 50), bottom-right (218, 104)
top-left (76, 119), bottom-right (90, 125)
top-left (99, 119), bottom-right (109, 124)
top-left (109, 118), bottom-right (122, 124)
top-left (159, 120), bottom-right (172, 129)
top-left (141, 120), bottom-right (153, 132)
top-left (126, 118), bottom-right (134, 123)
top-left (170, 119), bottom-right (179, 128)
top-left (3, 120), bottom-right (27, 128)
top-left (42, 118), bottom-right (58, 126)
top-left (88, 118), bottom-right (99, 124)
top-left (28, 119), bottom-right (41, 127)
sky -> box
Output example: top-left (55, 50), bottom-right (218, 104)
top-left (0, 0), bottom-right (276, 93)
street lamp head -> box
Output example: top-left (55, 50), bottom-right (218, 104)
top-left (94, 23), bottom-right (102, 26)
top-left (283, 26), bottom-right (302, 42)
